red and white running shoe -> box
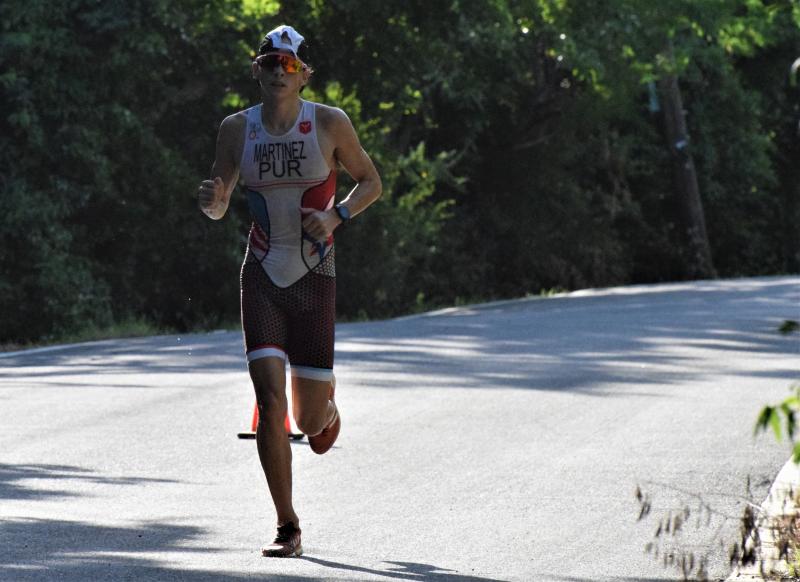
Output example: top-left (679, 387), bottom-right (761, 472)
top-left (261, 522), bottom-right (302, 557)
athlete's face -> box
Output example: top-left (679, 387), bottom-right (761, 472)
top-left (253, 51), bottom-right (310, 96)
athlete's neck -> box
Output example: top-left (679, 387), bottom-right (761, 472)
top-left (260, 96), bottom-right (302, 135)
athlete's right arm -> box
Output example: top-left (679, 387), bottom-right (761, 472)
top-left (197, 113), bottom-right (244, 220)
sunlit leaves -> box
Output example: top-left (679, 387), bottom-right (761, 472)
top-left (756, 384), bottom-right (800, 459)
top-left (240, 0), bottom-right (280, 18)
top-left (524, 0), bottom-right (795, 92)
top-left (221, 91), bottom-right (247, 110)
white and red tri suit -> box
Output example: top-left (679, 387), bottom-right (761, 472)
top-left (239, 100), bottom-right (337, 381)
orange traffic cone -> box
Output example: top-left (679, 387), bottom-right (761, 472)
top-left (237, 402), bottom-right (304, 440)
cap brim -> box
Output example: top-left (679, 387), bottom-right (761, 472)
top-left (263, 48), bottom-right (298, 58)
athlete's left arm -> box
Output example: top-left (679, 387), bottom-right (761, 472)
top-left (301, 108), bottom-right (382, 241)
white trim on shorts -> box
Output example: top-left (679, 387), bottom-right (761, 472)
top-left (291, 365), bottom-right (334, 382)
top-left (246, 344), bottom-right (288, 363)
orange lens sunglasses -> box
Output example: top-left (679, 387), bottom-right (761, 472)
top-left (256, 53), bottom-right (305, 74)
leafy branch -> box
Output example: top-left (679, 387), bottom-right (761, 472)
top-left (755, 383), bottom-right (800, 463)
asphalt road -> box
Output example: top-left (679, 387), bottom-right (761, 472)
top-left (1, 277), bottom-right (798, 582)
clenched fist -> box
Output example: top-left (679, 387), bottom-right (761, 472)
top-left (198, 177), bottom-right (225, 218)
top-left (300, 207), bottom-right (342, 241)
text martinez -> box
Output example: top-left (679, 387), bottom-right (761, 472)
top-left (254, 141), bottom-right (307, 179)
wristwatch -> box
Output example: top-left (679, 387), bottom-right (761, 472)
top-left (334, 203), bottom-right (351, 224)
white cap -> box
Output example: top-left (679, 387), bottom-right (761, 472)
top-left (262, 25), bottom-right (305, 58)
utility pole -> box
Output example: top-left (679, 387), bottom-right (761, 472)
top-left (658, 40), bottom-right (717, 279)
top-left (787, 58), bottom-right (800, 271)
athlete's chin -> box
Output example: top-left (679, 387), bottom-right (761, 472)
top-left (262, 83), bottom-right (287, 95)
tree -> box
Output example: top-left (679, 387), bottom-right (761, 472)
top-left (1, 0), bottom-right (797, 343)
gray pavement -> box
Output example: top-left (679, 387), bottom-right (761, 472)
top-left (0, 276), bottom-right (798, 581)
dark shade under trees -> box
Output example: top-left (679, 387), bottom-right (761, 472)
top-left (1, 0), bottom-right (798, 344)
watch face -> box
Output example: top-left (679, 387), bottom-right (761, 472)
top-left (336, 204), bottom-right (351, 222)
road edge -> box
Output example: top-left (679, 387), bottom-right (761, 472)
top-left (727, 455), bottom-right (800, 581)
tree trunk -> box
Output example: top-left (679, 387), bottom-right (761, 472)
top-left (659, 42), bottom-right (717, 279)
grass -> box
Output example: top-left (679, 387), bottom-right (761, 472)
top-left (0, 318), bottom-right (173, 353)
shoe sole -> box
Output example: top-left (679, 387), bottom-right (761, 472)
top-left (261, 544), bottom-right (303, 557)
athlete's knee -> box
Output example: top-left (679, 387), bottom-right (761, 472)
top-left (249, 356), bottom-right (287, 424)
top-left (256, 389), bottom-right (288, 424)
top-left (294, 410), bottom-right (328, 437)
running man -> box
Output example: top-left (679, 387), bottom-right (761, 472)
top-left (196, 25), bottom-right (381, 557)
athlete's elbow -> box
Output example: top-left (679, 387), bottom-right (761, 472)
top-left (371, 175), bottom-right (383, 202)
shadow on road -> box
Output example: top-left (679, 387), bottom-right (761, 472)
top-left (0, 463), bottom-right (177, 502)
top-left (1, 517), bottom-right (500, 582)
top-left (0, 278), bottom-right (796, 398)
top-left (0, 517), bottom-right (311, 582)
top-left (301, 555), bottom-right (509, 581)
top-left (335, 277), bottom-right (799, 394)
top-left (0, 334), bottom-right (246, 381)
top-left (543, 576), bottom-right (680, 582)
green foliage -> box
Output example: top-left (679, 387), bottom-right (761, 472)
top-left (755, 384), bottom-right (800, 463)
top-left (780, 320), bottom-right (800, 334)
top-left (299, 81), bottom-right (458, 318)
top-left (1, 0), bottom-right (798, 343)
top-left (0, 0), bottom-right (245, 342)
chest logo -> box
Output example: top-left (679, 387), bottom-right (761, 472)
top-left (299, 121), bottom-right (312, 134)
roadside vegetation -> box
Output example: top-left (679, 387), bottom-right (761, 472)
top-left (0, 318), bottom-right (172, 353)
top-left (634, 320), bottom-right (800, 581)
top-left (2, 0), bottom-right (798, 347)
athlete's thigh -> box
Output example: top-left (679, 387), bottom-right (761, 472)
top-left (288, 299), bottom-right (334, 426)
top-left (284, 272), bottom-right (335, 373)
top-left (286, 271), bottom-right (336, 424)
top-left (241, 260), bottom-right (289, 362)
top-left (241, 260), bottom-right (292, 410)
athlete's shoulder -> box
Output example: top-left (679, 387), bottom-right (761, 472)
top-left (313, 103), bottom-right (354, 138)
top-left (220, 109), bottom-right (249, 133)
top-left (215, 109), bottom-right (249, 165)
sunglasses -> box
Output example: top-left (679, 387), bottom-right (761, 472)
top-left (256, 53), bottom-right (306, 74)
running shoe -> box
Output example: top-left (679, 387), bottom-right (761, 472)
top-left (261, 522), bottom-right (302, 557)
top-left (308, 376), bottom-right (340, 455)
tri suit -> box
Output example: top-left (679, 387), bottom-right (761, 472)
top-left (239, 100), bottom-right (336, 382)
